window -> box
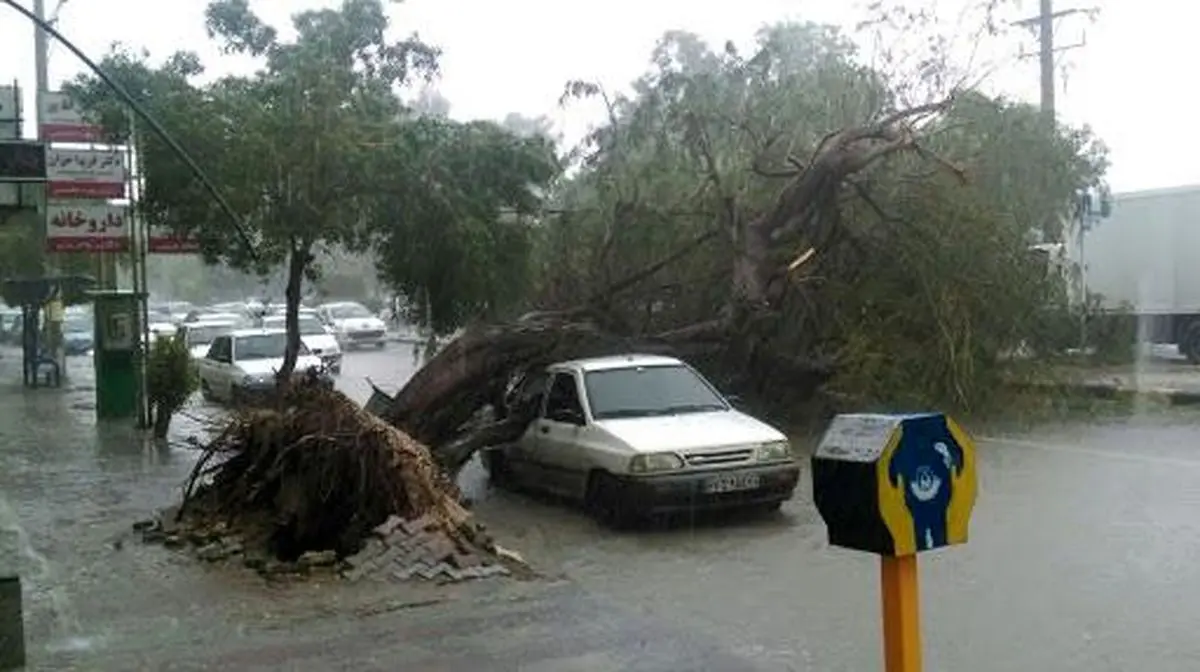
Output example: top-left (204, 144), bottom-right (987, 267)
top-left (233, 333), bottom-right (310, 360)
top-left (543, 373), bottom-right (584, 424)
top-left (185, 324), bottom-right (234, 348)
top-left (207, 337), bottom-right (231, 361)
top-left (262, 316), bottom-right (327, 335)
top-left (584, 364), bottom-right (728, 420)
top-left (328, 303), bottom-right (372, 319)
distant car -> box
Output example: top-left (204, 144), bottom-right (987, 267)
top-left (260, 314), bottom-right (343, 374)
top-left (316, 301), bottom-right (387, 349)
top-left (196, 328), bottom-right (329, 405)
top-left (62, 314), bottom-right (94, 356)
top-left (147, 322), bottom-right (177, 342)
top-left (177, 319), bottom-right (240, 360)
top-left (481, 354), bottom-right (800, 526)
top-left (182, 311), bottom-right (246, 326)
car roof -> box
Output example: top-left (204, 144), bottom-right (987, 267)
top-left (553, 353), bottom-right (684, 373)
top-left (185, 318), bottom-right (239, 327)
top-left (227, 328), bottom-right (287, 338)
top-left (319, 301), bottom-right (366, 309)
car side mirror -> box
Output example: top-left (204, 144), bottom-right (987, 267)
top-left (725, 394), bottom-right (742, 406)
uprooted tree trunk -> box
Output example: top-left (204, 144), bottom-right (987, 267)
top-left (384, 103), bottom-right (963, 477)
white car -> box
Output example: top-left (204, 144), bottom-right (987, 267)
top-left (177, 319), bottom-right (240, 360)
top-left (481, 354), bottom-right (800, 526)
top-left (196, 328), bottom-right (329, 405)
top-left (260, 314), bottom-right (343, 374)
top-left (316, 302), bottom-right (387, 349)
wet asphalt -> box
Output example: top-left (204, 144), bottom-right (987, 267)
top-left (4, 344), bottom-right (1200, 670)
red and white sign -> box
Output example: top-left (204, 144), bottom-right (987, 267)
top-left (40, 91), bottom-right (103, 143)
top-left (148, 226), bottom-right (201, 254)
top-left (46, 148), bottom-right (125, 199)
top-left (45, 202), bottom-right (130, 252)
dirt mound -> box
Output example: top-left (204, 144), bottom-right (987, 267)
top-left (161, 380), bottom-right (494, 569)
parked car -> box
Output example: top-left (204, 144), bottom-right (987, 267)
top-left (176, 319), bottom-right (240, 360)
top-left (181, 310), bottom-right (246, 326)
top-left (62, 313), bottom-right (94, 356)
top-left (481, 354), bottom-right (800, 526)
top-left (316, 301), bottom-right (387, 349)
top-left (196, 328), bottom-right (329, 405)
top-left (260, 314), bottom-right (343, 374)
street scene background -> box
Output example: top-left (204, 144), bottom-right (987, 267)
top-left (4, 342), bottom-right (1200, 670)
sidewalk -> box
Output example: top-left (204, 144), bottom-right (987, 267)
top-left (1019, 358), bottom-right (1200, 406)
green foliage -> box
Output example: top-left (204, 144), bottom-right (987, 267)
top-left (370, 118), bottom-right (559, 333)
top-left (545, 21), bottom-right (1108, 412)
top-left (67, 0), bottom-right (557, 341)
top-left (146, 334), bottom-right (198, 437)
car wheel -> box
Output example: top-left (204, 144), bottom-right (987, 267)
top-left (483, 450), bottom-right (512, 488)
top-left (230, 386), bottom-right (245, 407)
top-left (585, 471), bottom-right (636, 530)
top-left (331, 364), bottom-right (342, 375)
top-left (200, 380), bottom-right (214, 402)
top-left (374, 341), bottom-right (386, 349)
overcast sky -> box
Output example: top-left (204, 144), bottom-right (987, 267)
top-left (0, 0), bottom-right (1188, 192)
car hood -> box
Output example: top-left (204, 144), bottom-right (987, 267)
top-left (333, 317), bottom-right (384, 331)
top-left (593, 410), bottom-right (786, 454)
top-left (189, 345), bottom-right (210, 360)
top-left (239, 355), bottom-right (323, 376)
top-left (301, 333), bottom-right (340, 353)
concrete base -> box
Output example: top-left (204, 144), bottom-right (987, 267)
top-left (0, 575), bottom-right (24, 670)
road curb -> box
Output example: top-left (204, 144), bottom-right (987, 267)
top-left (1013, 380), bottom-right (1200, 406)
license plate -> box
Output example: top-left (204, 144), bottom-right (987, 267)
top-left (702, 472), bottom-right (761, 494)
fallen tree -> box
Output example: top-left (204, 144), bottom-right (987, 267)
top-left (180, 379), bottom-right (483, 560)
top-left (382, 101), bottom-right (962, 476)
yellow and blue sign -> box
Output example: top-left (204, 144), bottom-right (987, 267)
top-left (812, 412), bottom-right (977, 557)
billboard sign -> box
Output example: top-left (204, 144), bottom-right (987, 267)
top-left (0, 141), bottom-right (46, 181)
top-left (148, 225), bottom-right (201, 254)
top-left (40, 91), bottom-right (103, 143)
top-left (46, 148), bottom-right (125, 199)
top-left (45, 202), bottom-right (130, 252)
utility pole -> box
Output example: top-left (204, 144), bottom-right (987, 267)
top-left (32, 0), bottom-right (48, 137)
top-left (1012, 0), bottom-right (1098, 118)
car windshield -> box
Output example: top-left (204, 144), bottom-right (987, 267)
top-left (186, 324), bottom-right (233, 347)
top-left (262, 316), bottom-right (326, 335)
top-left (583, 364), bottom-right (728, 420)
top-left (234, 333), bottom-right (304, 360)
top-left (329, 304), bottom-right (371, 319)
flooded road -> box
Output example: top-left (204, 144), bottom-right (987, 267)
top-left (5, 344), bottom-right (1200, 669)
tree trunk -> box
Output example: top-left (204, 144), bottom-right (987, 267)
top-left (276, 243), bottom-right (309, 386)
top-left (152, 404), bottom-right (172, 439)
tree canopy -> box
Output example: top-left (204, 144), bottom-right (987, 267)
top-left (68, 6), bottom-right (1106, 423)
top-left (68, 0), bottom-right (560, 376)
top-left (530, 22), bottom-right (1105, 411)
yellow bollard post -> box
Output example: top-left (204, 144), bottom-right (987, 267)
top-left (880, 555), bottom-right (922, 672)
top-left (811, 413), bottom-right (977, 672)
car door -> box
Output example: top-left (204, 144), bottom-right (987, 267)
top-left (204, 337), bottom-right (234, 400)
top-left (525, 372), bottom-right (590, 498)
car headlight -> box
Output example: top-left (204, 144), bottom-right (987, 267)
top-left (241, 374), bottom-right (268, 386)
top-left (628, 452), bottom-right (685, 474)
top-left (756, 440), bottom-right (792, 462)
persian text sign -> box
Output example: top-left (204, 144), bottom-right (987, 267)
top-left (41, 91), bottom-right (102, 142)
top-left (46, 202), bottom-right (130, 252)
top-left (46, 148), bottom-right (125, 199)
top-left (148, 226), bottom-right (200, 254)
